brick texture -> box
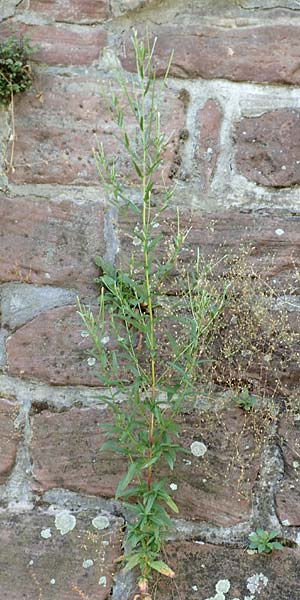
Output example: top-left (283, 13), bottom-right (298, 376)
top-left (0, 510), bottom-right (123, 599)
top-left (0, 196), bottom-right (105, 293)
top-left (234, 110), bottom-right (300, 187)
top-left (120, 26), bottom-right (300, 85)
top-left (0, 398), bottom-right (19, 484)
top-left (31, 406), bottom-right (262, 527)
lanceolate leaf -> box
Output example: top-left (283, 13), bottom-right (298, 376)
top-left (148, 560), bottom-right (175, 578)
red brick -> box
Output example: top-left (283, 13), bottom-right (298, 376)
top-left (110, 0), bottom-right (156, 16)
top-left (120, 25), bottom-right (300, 84)
top-left (276, 414), bottom-right (300, 526)
top-left (0, 22), bottom-right (106, 66)
top-left (194, 99), bottom-right (222, 189)
top-left (158, 542), bottom-right (300, 600)
top-left (31, 406), bottom-right (261, 527)
top-left (6, 306), bottom-right (100, 385)
top-left (234, 110), bottom-right (300, 187)
top-left (8, 72), bottom-right (187, 185)
top-left (0, 196), bottom-right (105, 293)
top-left (118, 209), bottom-right (300, 286)
top-left (17, 0), bottom-right (108, 22)
top-left (0, 510), bottom-right (123, 599)
top-left (0, 398), bottom-right (19, 484)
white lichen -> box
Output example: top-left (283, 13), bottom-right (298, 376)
top-left (40, 528), bottom-right (52, 539)
top-left (83, 559), bottom-right (94, 569)
top-left (190, 441), bottom-right (207, 457)
top-left (246, 573), bottom-right (268, 595)
top-left (215, 579), bottom-right (231, 594)
top-left (55, 510), bottom-right (76, 535)
top-left (92, 515), bottom-right (110, 530)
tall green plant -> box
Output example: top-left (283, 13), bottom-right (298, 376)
top-left (78, 31), bottom-right (226, 598)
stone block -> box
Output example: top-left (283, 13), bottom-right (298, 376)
top-left (7, 71), bottom-right (187, 185)
top-left (194, 99), bottom-right (222, 189)
top-left (0, 509), bottom-right (123, 599)
top-left (17, 0), bottom-right (109, 22)
top-left (0, 196), bottom-right (105, 293)
top-left (6, 306), bottom-right (100, 385)
top-left (0, 22), bottom-right (106, 66)
top-left (234, 110), bottom-right (300, 187)
top-left (157, 542), bottom-right (300, 600)
top-left (120, 25), bottom-right (300, 85)
top-left (276, 414), bottom-right (300, 526)
top-left (31, 406), bottom-right (262, 527)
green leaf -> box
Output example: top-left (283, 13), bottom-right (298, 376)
top-left (160, 492), bottom-right (179, 513)
top-left (132, 160), bottom-right (142, 178)
top-left (123, 553), bottom-right (141, 572)
top-left (115, 462), bottom-right (138, 499)
top-left (271, 541), bottom-right (284, 550)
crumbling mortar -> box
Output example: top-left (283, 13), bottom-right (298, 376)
top-left (0, 374), bottom-right (127, 409)
top-left (250, 441), bottom-right (285, 531)
top-left (0, 396), bottom-right (34, 510)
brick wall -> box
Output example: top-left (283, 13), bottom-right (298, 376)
top-left (1, 1), bottom-right (300, 598)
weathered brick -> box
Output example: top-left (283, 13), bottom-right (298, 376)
top-left (110, 0), bottom-right (156, 16)
top-left (17, 0), bottom-right (108, 22)
top-left (0, 22), bottom-right (106, 66)
top-left (0, 510), bottom-right (123, 599)
top-left (0, 397), bottom-right (19, 484)
top-left (7, 71), bottom-right (187, 185)
top-left (276, 414), bottom-right (300, 526)
top-left (234, 110), bottom-right (300, 187)
top-left (31, 406), bottom-right (262, 527)
top-left (157, 542), bottom-right (300, 600)
top-left (118, 209), bottom-right (300, 287)
top-left (120, 26), bottom-right (300, 85)
top-left (194, 99), bottom-right (222, 189)
top-left (6, 306), bottom-right (100, 385)
top-left (0, 196), bottom-right (105, 293)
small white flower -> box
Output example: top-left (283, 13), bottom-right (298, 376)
top-left (190, 441), bottom-right (207, 457)
top-left (101, 336), bottom-right (110, 345)
top-left (133, 237), bottom-right (142, 246)
top-left (99, 576), bottom-right (107, 587)
top-left (275, 228), bottom-right (285, 236)
top-left (87, 357), bottom-right (96, 366)
top-left (80, 331), bottom-right (89, 338)
top-left (215, 579), bottom-right (230, 594)
top-left (170, 483), bottom-right (178, 491)
top-left (50, 579), bottom-right (56, 585)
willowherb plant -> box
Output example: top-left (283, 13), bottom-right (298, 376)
top-left (78, 31), bottom-right (226, 598)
